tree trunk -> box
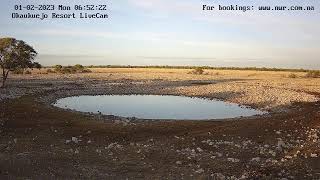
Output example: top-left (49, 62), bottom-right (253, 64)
top-left (1, 68), bottom-right (5, 88)
top-left (1, 68), bottom-right (9, 88)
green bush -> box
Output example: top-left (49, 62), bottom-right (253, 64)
top-left (54, 65), bottom-right (63, 72)
top-left (74, 64), bottom-right (84, 70)
top-left (52, 64), bottom-right (91, 74)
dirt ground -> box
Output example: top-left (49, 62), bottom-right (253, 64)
top-left (0, 68), bottom-right (319, 179)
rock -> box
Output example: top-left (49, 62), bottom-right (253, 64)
top-left (197, 147), bottom-right (203, 153)
top-left (215, 152), bottom-right (223, 157)
top-left (195, 168), bottom-right (204, 174)
top-left (227, 158), bottom-right (240, 163)
top-left (310, 153), bottom-right (318, 158)
top-left (277, 139), bottom-right (287, 151)
top-left (285, 155), bottom-right (293, 159)
top-left (71, 137), bottom-right (79, 143)
top-left (211, 173), bottom-right (226, 180)
top-left (107, 143), bottom-right (117, 149)
top-left (176, 161), bottom-right (182, 165)
top-left (251, 157), bottom-right (261, 162)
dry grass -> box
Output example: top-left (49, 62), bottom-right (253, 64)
top-left (3, 68), bottom-right (318, 112)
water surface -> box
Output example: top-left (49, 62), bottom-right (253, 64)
top-left (54, 95), bottom-right (265, 120)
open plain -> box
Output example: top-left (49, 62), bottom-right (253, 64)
top-left (0, 68), bottom-right (319, 179)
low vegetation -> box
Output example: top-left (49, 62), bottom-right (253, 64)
top-left (48, 64), bottom-right (92, 74)
top-left (190, 67), bottom-right (205, 75)
top-left (288, 73), bottom-right (298, 78)
top-left (12, 68), bottom-right (33, 75)
top-left (305, 70), bottom-right (320, 78)
top-left (85, 65), bottom-right (318, 73)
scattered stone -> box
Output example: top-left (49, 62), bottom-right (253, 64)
top-left (310, 153), bottom-right (318, 158)
top-left (71, 137), bottom-right (79, 143)
top-left (74, 149), bottom-right (79, 154)
top-left (215, 152), bottom-right (223, 157)
top-left (227, 158), bottom-right (240, 163)
top-left (195, 168), bottom-right (204, 174)
top-left (251, 157), bottom-right (261, 162)
top-left (211, 173), bottom-right (226, 180)
top-left (285, 155), bottom-right (293, 159)
top-left (277, 139), bottom-right (287, 151)
top-left (196, 147), bottom-right (203, 153)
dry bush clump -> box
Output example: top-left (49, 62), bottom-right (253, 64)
top-left (288, 73), bottom-right (297, 78)
top-left (305, 71), bottom-right (320, 78)
top-left (189, 67), bottom-right (205, 75)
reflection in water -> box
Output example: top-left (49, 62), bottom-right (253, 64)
top-left (54, 95), bottom-right (265, 120)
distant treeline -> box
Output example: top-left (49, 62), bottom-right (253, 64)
top-left (62, 65), bottom-right (318, 73)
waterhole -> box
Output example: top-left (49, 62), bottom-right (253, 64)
top-left (53, 95), bottom-right (265, 120)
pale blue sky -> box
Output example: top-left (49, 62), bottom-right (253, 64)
top-left (0, 0), bottom-right (319, 69)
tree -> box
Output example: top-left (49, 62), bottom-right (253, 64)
top-left (0, 38), bottom-right (39, 87)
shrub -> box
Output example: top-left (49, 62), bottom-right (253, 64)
top-left (80, 69), bottom-right (92, 73)
top-left (74, 64), bottom-right (84, 70)
top-left (12, 68), bottom-right (24, 74)
top-left (247, 73), bottom-right (257, 77)
top-left (305, 71), bottom-right (320, 78)
top-left (46, 69), bottom-right (55, 73)
top-left (191, 67), bottom-right (204, 75)
top-left (53, 64), bottom-right (91, 74)
top-left (54, 65), bottom-right (63, 72)
top-left (288, 73), bottom-right (297, 78)
top-left (60, 66), bottom-right (77, 74)
top-left (24, 70), bottom-right (32, 74)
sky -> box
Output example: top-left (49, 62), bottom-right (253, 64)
top-left (0, 0), bottom-right (320, 69)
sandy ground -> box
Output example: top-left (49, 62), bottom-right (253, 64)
top-left (0, 68), bottom-right (319, 179)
